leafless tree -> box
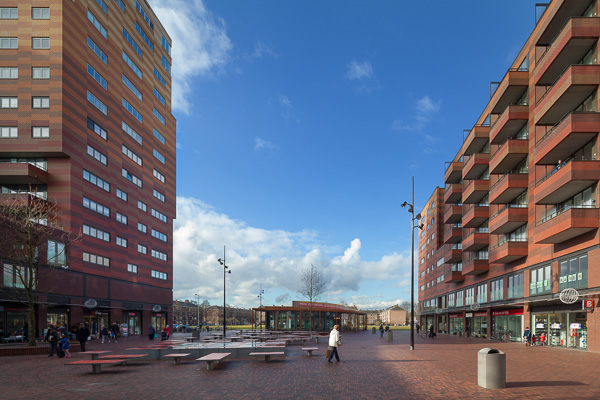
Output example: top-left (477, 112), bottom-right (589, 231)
top-left (298, 263), bottom-right (327, 330)
top-left (0, 193), bottom-right (79, 346)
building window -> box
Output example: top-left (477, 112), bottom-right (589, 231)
top-left (32, 97), bottom-right (50, 108)
top-left (477, 283), bottom-right (487, 304)
top-left (87, 64), bottom-right (107, 89)
top-left (122, 98), bottom-right (142, 123)
top-left (87, 144), bottom-right (107, 165)
top-left (123, 28), bottom-right (142, 58)
top-left (530, 265), bottom-right (551, 296)
top-left (32, 37), bottom-right (50, 49)
top-left (456, 290), bottom-right (463, 307)
top-left (0, 67), bottom-right (18, 78)
top-left (151, 249), bottom-right (167, 261)
top-left (137, 222), bottom-right (147, 233)
top-left (88, 37), bottom-right (107, 64)
top-left (116, 212), bottom-right (127, 225)
top-left (136, 1), bottom-right (154, 30)
top-left (151, 229), bottom-right (167, 242)
top-left (135, 22), bottom-right (153, 51)
top-left (32, 7), bottom-right (49, 19)
top-left (153, 189), bottom-right (165, 202)
top-left (128, 263), bottom-right (138, 273)
top-left (83, 169), bottom-right (110, 192)
top-left (152, 270), bottom-right (167, 280)
top-left (122, 74), bottom-right (142, 101)
top-left (559, 254), bottom-right (588, 291)
top-left (122, 145), bottom-right (143, 166)
top-left (122, 51), bottom-right (142, 80)
top-left (153, 129), bottom-right (165, 145)
top-left (0, 38), bottom-right (18, 49)
top-left (83, 251), bottom-right (110, 267)
top-left (32, 67), bottom-right (50, 79)
top-left (151, 208), bottom-right (167, 223)
top-left (32, 127), bottom-right (49, 138)
top-left (490, 278), bottom-right (503, 302)
top-left (153, 149), bottom-right (165, 164)
top-left (83, 196), bottom-right (110, 217)
top-left (87, 10), bottom-right (107, 39)
top-left (153, 169), bottom-right (165, 183)
top-left (507, 272), bottom-right (524, 299)
top-left (0, 8), bottom-right (18, 19)
top-left (122, 121), bottom-right (142, 145)
top-left (47, 240), bottom-right (66, 266)
top-left (0, 127), bottom-right (18, 138)
top-left (87, 117), bottom-right (107, 140)
top-left (3, 264), bottom-right (28, 289)
top-left (162, 36), bottom-right (171, 55)
top-left (138, 200), bottom-right (147, 212)
top-left (448, 293), bottom-right (455, 308)
top-left (94, 0), bottom-right (108, 14)
top-left (153, 108), bottom-right (165, 125)
top-left (161, 55), bottom-right (171, 75)
top-left (137, 244), bottom-right (147, 254)
top-left (154, 68), bottom-right (165, 86)
top-left (116, 188), bottom-right (127, 201)
top-left (153, 88), bottom-right (165, 106)
top-left (87, 91), bottom-right (107, 115)
top-left (83, 224), bottom-right (110, 242)
top-left (122, 168), bottom-right (142, 188)
top-left (116, 236), bottom-right (127, 248)
top-left (114, 0), bottom-right (125, 12)
top-left (0, 97), bottom-right (17, 108)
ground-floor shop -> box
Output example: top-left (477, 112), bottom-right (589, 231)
top-left (530, 303), bottom-right (589, 349)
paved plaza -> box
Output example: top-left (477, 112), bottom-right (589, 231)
top-left (1, 330), bottom-right (599, 399)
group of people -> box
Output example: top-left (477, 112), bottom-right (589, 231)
top-left (378, 323), bottom-right (390, 338)
top-left (101, 322), bottom-right (121, 343)
top-left (147, 324), bottom-right (170, 340)
top-left (523, 327), bottom-right (546, 346)
top-left (44, 322), bottom-right (91, 357)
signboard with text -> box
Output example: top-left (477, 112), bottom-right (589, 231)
top-left (492, 309), bottom-right (524, 316)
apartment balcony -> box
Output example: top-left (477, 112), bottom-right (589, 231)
top-left (462, 204), bottom-right (489, 228)
top-left (490, 172), bottom-right (528, 204)
top-left (490, 139), bottom-right (529, 174)
top-left (444, 161), bottom-right (463, 184)
top-left (444, 245), bottom-right (462, 264)
top-left (490, 104), bottom-right (529, 144)
top-left (0, 162), bottom-right (48, 184)
top-left (536, 17), bottom-right (600, 86)
top-left (444, 183), bottom-right (463, 204)
top-left (535, 160), bottom-right (600, 204)
top-left (444, 203), bottom-right (462, 224)
top-left (444, 224), bottom-right (462, 244)
top-left (489, 240), bottom-right (528, 264)
top-left (462, 257), bottom-right (489, 276)
top-left (536, 2), bottom-right (598, 46)
top-left (533, 207), bottom-right (599, 244)
top-left (489, 205), bottom-right (528, 234)
top-left (462, 179), bottom-right (490, 204)
top-left (534, 112), bottom-right (600, 165)
top-left (462, 230), bottom-right (489, 252)
top-left (463, 153), bottom-right (490, 180)
top-left (490, 69), bottom-right (529, 114)
top-left (444, 265), bottom-right (465, 283)
top-left (463, 125), bottom-right (490, 156)
top-left (535, 64), bottom-right (600, 126)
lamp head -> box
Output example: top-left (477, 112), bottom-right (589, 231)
top-left (401, 201), bottom-right (408, 208)
top-left (227, 270), bottom-right (231, 274)
top-left (408, 206), bottom-right (413, 213)
top-left (418, 223), bottom-right (424, 230)
top-left (415, 213), bottom-right (422, 220)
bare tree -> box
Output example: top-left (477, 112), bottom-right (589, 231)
top-left (298, 264), bottom-right (326, 330)
top-left (0, 193), bottom-right (79, 346)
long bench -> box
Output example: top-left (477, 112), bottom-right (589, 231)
top-left (302, 347), bottom-right (319, 356)
top-left (249, 352), bottom-right (285, 363)
top-left (98, 354), bottom-right (148, 364)
top-left (162, 353), bottom-right (191, 365)
top-left (65, 359), bottom-right (126, 374)
top-left (197, 352), bottom-right (231, 370)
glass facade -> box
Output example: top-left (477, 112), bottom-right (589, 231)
top-left (262, 309), bottom-right (366, 331)
top-left (449, 315), bottom-right (463, 335)
top-left (532, 312), bottom-right (587, 349)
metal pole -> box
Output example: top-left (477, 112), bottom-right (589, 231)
top-left (196, 294), bottom-right (200, 329)
top-left (223, 245), bottom-right (226, 338)
top-left (410, 176), bottom-right (415, 351)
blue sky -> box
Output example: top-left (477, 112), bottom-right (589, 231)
top-left (148, 0), bottom-right (540, 309)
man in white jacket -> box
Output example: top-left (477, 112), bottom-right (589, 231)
top-left (327, 324), bottom-right (341, 363)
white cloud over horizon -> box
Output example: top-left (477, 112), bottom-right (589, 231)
top-left (173, 197), bottom-right (413, 309)
top-left (149, 0), bottom-right (232, 114)
top-left (391, 95), bottom-right (442, 133)
top-left (345, 60), bottom-right (373, 80)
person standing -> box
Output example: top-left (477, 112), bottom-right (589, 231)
top-left (429, 324), bottom-right (435, 339)
top-left (164, 324), bottom-right (171, 339)
top-left (148, 324), bottom-right (156, 340)
top-left (326, 324), bottom-right (341, 363)
top-left (44, 325), bottom-right (59, 357)
top-left (416, 323), bottom-right (420, 334)
top-left (60, 334), bottom-right (71, 358)
top-left (523, 326), bottom-right (531, 347)
top-left (379, 323), bottom-right (384, 338)
top-left (101, 326), bottom-right (110, 343)
top-left (77, 323), bottom-right (90, 352)
top-left (111, 322), bottom-right (120, 343)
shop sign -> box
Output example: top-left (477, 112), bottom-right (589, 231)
top-left (474, 312), bottom-right (487, 317)
top-left (551, 323), bottom-right (561, 329)
top-left (584, 299), bottom-right (594, 310)
top-left (465, 313), bottom-right (473, 318)
top-left (129, 313), bottom-right (135, 316)
top-left (570, 323), bottom-right (582, 329)
top-left (156, 314), bottom-right (162, 317)
top-left (492, 309), bottom-right (523, 316)
top-left (536, 323), bottom-right (545, 329)
top-left (449, 314), bottom-right (462, 318)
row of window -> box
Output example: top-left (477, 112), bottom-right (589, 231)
top-left (81, 252), bottom-right (168, 281)
top-left (0, 37), bottom-right (49, 49)
top-left (0, 7), bottom-right (49, 19)
top-left (0, 67), bottom-right (49, 79)
top-left (83, 222), bottom-right (168, 260)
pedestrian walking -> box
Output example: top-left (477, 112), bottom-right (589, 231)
top-left (326, 324), bottom-right (341, 363)
top-left (523, 326), bottom-right (531, 346)
top-left (164, 324), bottom-right (171, 339)
top-left (111, 322), bottom-right (120, 342)
top-left (379, 323), bottom-right (384, 338)
top-left (416, 323), bottom-right (420, 334)
top-left (429, 324), bottom-right (436, 339)
top-left (385, 324), bottom-right (390, 333)
top-left (44, 325), bottom-right (59, 357)
top-left (77, 322), bottom-right (90, 352)
top-left (60, 334), bottom-right (71, 358)
top-left (101, 326), bottom-right (110, 343)
top-left (148, 324), bottom-right (156, 340)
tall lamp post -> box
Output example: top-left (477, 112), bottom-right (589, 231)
top-left (257, 284), bottom-right (264, 330)
top-left (195, 293), bottom-right (200, 329)
top-left (217, 246), bottom-right (231, 338)
top-left (402, 176), bottom-right (423, 351)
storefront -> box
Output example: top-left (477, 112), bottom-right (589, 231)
top-left (0, 306), bottom-right (28, 338)
top-left (531, 304), bottom-right (588, 349)
top-left (152, 313), bottom-right (166, 333)
top-left (449, 313), bottom-right (463, 335)
top-left (83, 309), bottom-right (108, 339)
top-left (437, 314), bottom-right (447, 334)
top-left (492, 309), bottom-right (523, 342)
top-left (466, 312), bottom-right (488, 337)
top-left (123, 311), bottom-right (142, 336)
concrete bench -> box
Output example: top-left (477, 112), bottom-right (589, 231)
top-left (302, 347), bottom-right (319, 356)
top-left (98, 354), bottom-right (148, 364)
top-left (84, 350), bottom-right (112, 360)
top-left (162, 353), bottom-right (191, 365)
top-left (65, 359), bottom-right (126, 374)
top-left (249, 352), bottom-right (285, 363)
top-left (197, 352), bottom-right (231, 370)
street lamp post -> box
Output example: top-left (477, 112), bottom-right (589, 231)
top-left (195, 293), bottom-right (200, 329)
top-left (257, 284), bottom-right (264, 330)
top-left (217, 246), bottom-right (231, 338)
top-left (402, 176), bottom-right (423, 351)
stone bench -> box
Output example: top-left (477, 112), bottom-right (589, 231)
top-left (98, 354), bottom-right (148, 364)
top-left (302, 347), bottom-right (319, 356)
top-left (162, 353), bottom-right (191, 365)
top-left (249, 352), bottom-right (285, 363)
top-left (65, 359), bottom-right (126, 374)
top-left (197, 352), bottom-right (231, 370)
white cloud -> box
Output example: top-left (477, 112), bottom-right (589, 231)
top-left (417, 96), bottom-right (441, 113)
top-left (345, 60), bottom-right (373, 80)
top-left (173, 197), bottom-right (412, 308)
top-left (278, 94), bottom-right (293, 108)
top-left (254, 137), bottom-right (277, 152)
top-left (391, 95), bottom-right (441, 132)
top-left (148, 0), bottom-right (232, 114)
top-left (252, 41), bottom-right (278, 59)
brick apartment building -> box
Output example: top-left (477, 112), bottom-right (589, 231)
top-left (0, 0), bottom-right (176, 338)
top-left (418, 0), bottom-right (600, 352)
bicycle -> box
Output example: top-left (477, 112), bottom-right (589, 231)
top-left (420, 332), bottom-right (428, 339)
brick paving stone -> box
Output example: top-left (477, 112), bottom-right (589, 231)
top-left (1, 330), bottom-right (599, 399)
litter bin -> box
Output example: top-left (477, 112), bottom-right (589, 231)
top-left (372, 327), bottom-right (376, 334)
top-left (477, 348), bottom-right (506, 389)
top-left (386, 330), bottom-right (393, 341)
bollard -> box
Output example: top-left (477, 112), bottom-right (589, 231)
top-left (386, 330), bottom-right (393, 341)
top-left (477, 348), bottom-right (506, 389)
top-left (372, 327), bottom-right (376, 334)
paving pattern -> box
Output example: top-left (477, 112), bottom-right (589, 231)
top-left (1, 330), bottom-right (599, 399)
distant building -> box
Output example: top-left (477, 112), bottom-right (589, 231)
top-left (380, 305), bottom-right (407, 325)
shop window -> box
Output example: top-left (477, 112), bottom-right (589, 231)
top-left (559, 254), bottom-right (588, 291)
top-left (490, 278), bottom-right (503, 302)
top-left (530, 265), bottom-right (551, 296)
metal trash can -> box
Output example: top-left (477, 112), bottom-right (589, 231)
top-left (386, 330), bottom-right (393, 341)
top-left (477, 348), bottom-right (506, 389)
top-left (372, 327), bottom-right (376, 334)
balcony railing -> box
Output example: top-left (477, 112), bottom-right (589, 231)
top-left (535, 204), bottom-right (595, 226)
top-left (490, 203), bottom-right (528, 220)
top-left (535, 157), bottom-right (595, 186)
top-left (490, 238), bottom-right (528, 251)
